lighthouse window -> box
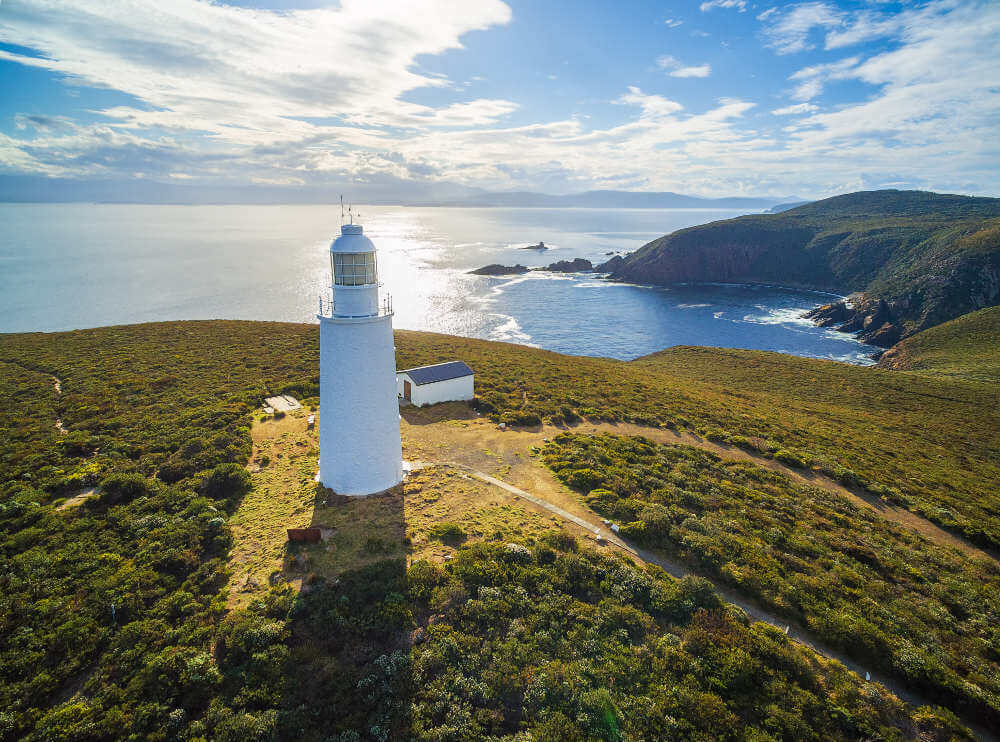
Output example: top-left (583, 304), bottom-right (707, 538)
top-left (332, 252), bottom-right (377, 285)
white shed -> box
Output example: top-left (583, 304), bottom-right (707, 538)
top-left (397, 361), bottom-right (475, 406)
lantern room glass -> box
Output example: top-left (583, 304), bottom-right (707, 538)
top-left (332, 251), bottom-right (377, 286)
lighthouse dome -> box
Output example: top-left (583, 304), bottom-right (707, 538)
top-left (331, 223), bottom-right (376, 253)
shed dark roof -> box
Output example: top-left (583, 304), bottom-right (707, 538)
top-left (399, 361), bottom-right (474, 385)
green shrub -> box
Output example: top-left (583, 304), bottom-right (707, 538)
top-left (201, 463), bottom-right (252, 506)
top-left (774, 449), bottom-right (808, 468)
top-left (562, 467), bottom-right (605, 492)
top-left (540, 432), bottom-right (1000, 729)
top-left (98, 471), bottom-right (153, 506)
top-left (427, 522), bottom-right (466, 545)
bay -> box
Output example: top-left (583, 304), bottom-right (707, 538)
top-left (0, 203), bottom-right (874, 363)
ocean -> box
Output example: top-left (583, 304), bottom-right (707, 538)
top-left (0, 203), bottom-right (875, 363)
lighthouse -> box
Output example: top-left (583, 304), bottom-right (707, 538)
top-left (317, 222), bottom-right (403, 495)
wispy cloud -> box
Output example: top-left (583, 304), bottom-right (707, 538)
top-left (0, 0), bottom-right (514, 135)
top-left (663, 18), bottom-right (684, 28)
top-left (789, 56), bottom-right (859, 100)
top-left (700, 0), bottom-right (747, 12)
top-left (761, 2), bottom-right (844, 54)
top-left (656, 55), bottom-right (712, 78)
top-left (772, 103), bottom-right (818, 115)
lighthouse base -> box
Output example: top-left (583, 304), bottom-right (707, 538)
top-left (317, 312), bottom-right (403, 497)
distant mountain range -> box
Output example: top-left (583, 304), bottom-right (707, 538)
top-left (605, 190), bottom-right (1000, 347)
top-left (0, 175), bottom-right (790, 209)
top-left (417, 190), bottom-right (794, 210)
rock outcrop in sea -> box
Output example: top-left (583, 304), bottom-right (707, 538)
top-left (804, 296), bottom-right (903, 348)
top-left (544, 258), bottom-right (592, 272)
top-left (469, 264), bottom-right (530, 276)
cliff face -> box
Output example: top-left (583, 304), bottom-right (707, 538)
top-left (616, 222), bottom-right (825, 287)
top-left (608, 190), bottom-right (1000, 346)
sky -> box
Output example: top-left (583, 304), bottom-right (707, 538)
top-left (0, 0), bottom-right (998, 200)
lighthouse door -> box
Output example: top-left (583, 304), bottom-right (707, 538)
top-left (403, 380), bottom-right (412, 401)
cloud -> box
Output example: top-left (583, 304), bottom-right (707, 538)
top-left (774, 1), bottom-right (1000, 189)
top-left (671, 64), bottom-right (712, 78)
top-left (0, 0), bottom-right (997, 198)
top-left (772, 103), bottom-right (818, 115)
top-left (0, 0), bottom-right (513, 134)
top-left (664, 18), bottom-right (683, 28)
top-left (788, 56), bottom-right (859, 100)
top-left (13, 114), bottom-right (75, 132)
top-left (700, 0), bottom-right (747, 12)
top-left (656, 55), bottom-right (712, 78)
top-left (761, 2), bottom-right (844, 54)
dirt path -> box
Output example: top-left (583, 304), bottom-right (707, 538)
top-left (52, 375), bottom-right (67, 434)
top-left (402, 405), bottom-right (995, 564)
top-left (453, 465), bottom-right (623, 545)
top-left (56, 487), bottom-right (99, 510)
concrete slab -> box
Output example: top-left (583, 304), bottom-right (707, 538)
top-left (265, 395), bottom-right (301, 412)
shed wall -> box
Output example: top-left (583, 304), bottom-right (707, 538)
top-left (397, 373), bottom-right (474, 406)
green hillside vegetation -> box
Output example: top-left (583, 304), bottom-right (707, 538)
top-left (610, 190), bottom-right (1000, 340)
top-left (0, 319), bottom-right (997, 739)
top-left (877, 306), bottom-right (1000, 382)
top-left (540, 433), bottom-right (1000, 729)
top-left (2, 321), bottom-right (998, 547)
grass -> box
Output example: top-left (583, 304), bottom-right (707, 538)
top-left (877, 306), bottom-right (1000, 383)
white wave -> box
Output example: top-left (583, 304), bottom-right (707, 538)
top-left (741, 307), bottom-right (815, 327)
top-left (473, 272), bottom-right (553, 301)
top-left (492, 272), bottom-right (576, 289)
top-left (573, 281), bottom-right (614, 288)
top-left (489, 313), bottom-right (534, 344)
top-left (713, 311), bottom-right (725, 319)
top-left (677, 303), bottom-right (711, 309)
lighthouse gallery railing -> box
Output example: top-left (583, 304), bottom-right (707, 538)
top-left (318, 293), bottom-right (392, 319)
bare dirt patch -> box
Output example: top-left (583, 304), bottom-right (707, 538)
top-left (56, 486), bottom-right (99, 511)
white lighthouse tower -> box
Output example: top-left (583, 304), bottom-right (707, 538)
top-left (317, 221), bottom-right (403, 495)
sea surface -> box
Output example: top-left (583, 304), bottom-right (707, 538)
top-left (0, 203), bottom-right (875, 363)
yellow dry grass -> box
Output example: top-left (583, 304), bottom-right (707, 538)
top-left (226, 406), bottom-right (595, 607)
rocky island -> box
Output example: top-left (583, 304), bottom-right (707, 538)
top-left (469, 257), bottom-right (594, 275)
top-left (468, 263), bottom-right (530, 275)
top-left (543, 257), bottom-right (592, 272)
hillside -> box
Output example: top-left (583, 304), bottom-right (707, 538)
top-left (1, 320), bottom-right (998, 739)
top-left (606, 190), bottom-right (1000, 346)
top-left (877, 306), bottom-right (1000, 382)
